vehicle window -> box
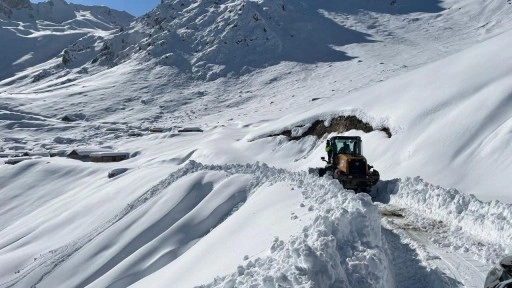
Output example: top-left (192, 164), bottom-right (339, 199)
top-left (334, 140), bottom-right (353, 154)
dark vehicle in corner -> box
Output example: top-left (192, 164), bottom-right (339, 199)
top-left (318, 136), bottom-right (379, 193)
top-left (485, 256), bottom-right (512, 288)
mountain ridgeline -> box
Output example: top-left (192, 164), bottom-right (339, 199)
top-left (74, 0), bottom-right (443, 80)
top-left (0, 0), bottom-right (446, 85)
top-left (60, 0), bottom-right (367, 80)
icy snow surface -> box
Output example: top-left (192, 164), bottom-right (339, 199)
top-left (1, 0), bottom-right (512, 287)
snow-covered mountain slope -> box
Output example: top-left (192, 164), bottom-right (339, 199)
top-left (0, 0), bottom-right (30, 17)
top-left (3, 0), bottom-right (512, 86)
top-left (0, 0), bottom-right (133, 80)
top-left (1, 0), bottom-right (511, 201)
top-left (1, 0), bottom-right (512, 287)
top-left (247, 28), bottom-right (512, 202)
top-left (71, 0), bottom-right (512, 80)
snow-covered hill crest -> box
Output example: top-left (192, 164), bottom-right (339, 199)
top-left (136, 0), bottom-right (368, 80)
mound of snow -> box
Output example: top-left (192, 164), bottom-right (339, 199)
top-left (130, 161), bottom-right (392, 288)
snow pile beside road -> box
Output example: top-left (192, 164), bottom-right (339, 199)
top-left (198, 166), bottom-right (392, 288)
top-left (377, 177), bottom-right (512, 263)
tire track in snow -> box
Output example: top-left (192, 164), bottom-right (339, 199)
top-left (405, 230), bottom-right (488, 288)
top-left (380, 226), bottom-right (448, 288)
top-left (381, 212), bottom-right (489, 288)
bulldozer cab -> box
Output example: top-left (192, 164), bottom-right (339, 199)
top-left (328, 136), bottom-right (365, 174)
top-left (330, 136), bottom-right (362, 157)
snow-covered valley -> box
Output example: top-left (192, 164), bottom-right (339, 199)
top-left (1, 0), bottom-right (512, 287)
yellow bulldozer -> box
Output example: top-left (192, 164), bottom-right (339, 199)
top-left (318, 136), bottom-right (379, 193)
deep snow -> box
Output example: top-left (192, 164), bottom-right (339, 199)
top-left (1, 0), bottom-right (512, 287)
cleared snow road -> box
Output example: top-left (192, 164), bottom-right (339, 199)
top-left (406, 229), bottom-right (489, 287)
top-left (380, 205), bottom-right (491, 288)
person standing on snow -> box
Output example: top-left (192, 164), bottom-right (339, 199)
top-left (325, 140), bottom-right (333, 163)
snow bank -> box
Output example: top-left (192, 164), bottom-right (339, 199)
top-left (129, 161), bottom-right (392, 288)
top-left (148, 162), bottom-right (393, 288)
top-left (200, 184), bottom-right (392, 288)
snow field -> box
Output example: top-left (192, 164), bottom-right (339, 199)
top-left (0, 158), bottom-right (173, 287)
